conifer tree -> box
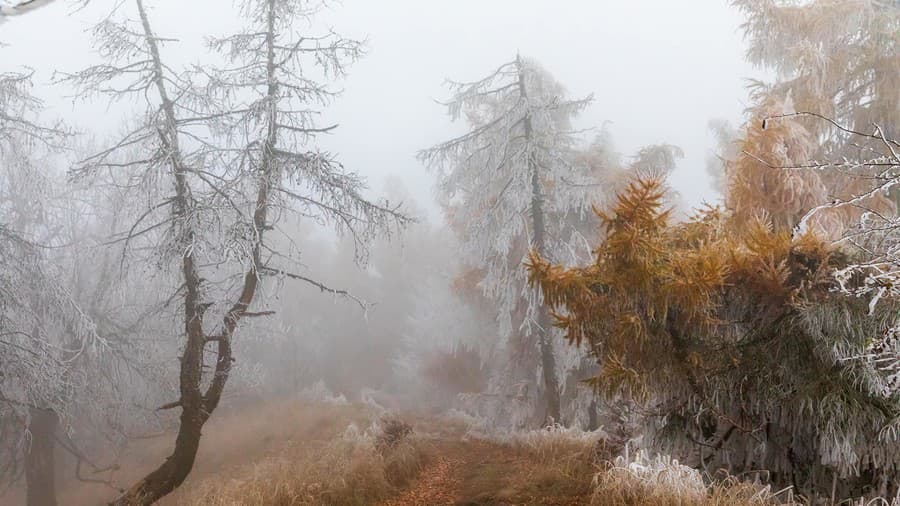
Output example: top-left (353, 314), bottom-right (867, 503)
top-left (529, 178), bottom-right (900, 498)
top-left (721, 0), bottom-right (899, 233)
top-left (420, 56), bottom-right (594, 424)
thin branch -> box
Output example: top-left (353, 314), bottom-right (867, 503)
top-left (259, 266), bottom-right (368, 310)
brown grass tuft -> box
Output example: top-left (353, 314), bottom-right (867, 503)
top-left (178, 419), bottom-right (427, 506)
top-left (375, 416), bottom-right (413, 454)
top-left (590, 450), bottom-right (798, 506)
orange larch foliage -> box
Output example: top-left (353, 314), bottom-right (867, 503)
top-left (528, 178), bottom-right (842, 395)
top-left (725, 97), bottom-right (827, 232)
top-left (527, 177), bottom-right (900, 497)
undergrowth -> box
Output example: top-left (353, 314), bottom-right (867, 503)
top-left (591, 449), bottom-right (787, 505)
top-left (178, 416), bottom-right (425, 506)
top-left (586, 449), bottom-right (900, 505)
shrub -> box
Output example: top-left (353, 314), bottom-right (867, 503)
top-left (375, 416), bottom-right (413, 453)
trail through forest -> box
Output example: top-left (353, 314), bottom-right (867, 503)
top-left (380, 431), bottom-right (594, 506)
top-left (379, 449), bottom-right (463, 506)
top-left (0, 401), bottom-right (594, 505)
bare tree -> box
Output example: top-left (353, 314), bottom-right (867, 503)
top-left (59, 0), bottom-right (407, 503)
top-left (0, 67), bottom-right (116, 506)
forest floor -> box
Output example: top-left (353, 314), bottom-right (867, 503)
top-left (170, 400), bottom-right (597, 505)
top-left (0, 398), bottom-right (808, 505)
top-left (377, 436), bottom-right (594, 506)
top-left (9, 398), bottom-right (597, 505)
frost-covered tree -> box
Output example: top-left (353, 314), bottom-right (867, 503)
top-left (728, 0), bottom-right (900, 382)
top-left (0, 72), bottom-right (172, 506)
top-left (0, 70), bottom-right (110, 506)
top-left (759, 111), bottom-right (900, 406)
top-left (704, 119), bottom-right (739, 194)
top-left (420, 56), bottom-right (595, 424)
top-left (60, 0), bottom-right (407, 502)
top-left (719, 0), bottom-right (899, 233)
top-left (735, 0), bottom-right (898, 143)
top-left (529, 178), bottom-right (900, 500)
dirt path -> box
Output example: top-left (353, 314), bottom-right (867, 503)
top-left (378, 434), bottom-right (593, 506)
top-left (379, 454), bottom-right (464, 506)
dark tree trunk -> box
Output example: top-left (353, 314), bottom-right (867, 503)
top-left (25, 408), bottom-right (58, 506)
top-left (111, 412), bottom-right (203, 505)
top-left (110, 1), bottom-right (267, 503)
top-left (517, 56), bottom-right (561, 425)
top-left (587, 398), bottom-right (599, 431)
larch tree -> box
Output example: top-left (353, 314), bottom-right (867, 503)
top-left (420, 55), bottom-right (594, 425)
top-left (529, 178), bottom-right (900, 499)
top-left (59, 0), bottom-right (407, 503)
top-left (759, 112), bottom-right (900, 422)
top-left (726, 0), bottom-right (900, 415)
top-left (729, 0), bottom-right (900, 260)
top-left (735, 0), bottom-right (898, 142)
top-left (722, 0), bottom-right (898, 233)
top-left (569, 0), bottom-right (900, 498)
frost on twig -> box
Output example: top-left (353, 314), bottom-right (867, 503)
top-left (419, 55), bottom-right (594, 341)
top-left (0, 69), bottom-right (109, 485)
top-left (0, 0), bottom-right (57, 21)
top-left (60, 0), bottom-right (408, 502)
top-left (758, 112), bottom-right (900, 394)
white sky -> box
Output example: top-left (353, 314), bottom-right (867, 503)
top-left (1, 0), bottom-right (764, 220)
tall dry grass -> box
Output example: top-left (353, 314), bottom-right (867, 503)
top-left (508, 423), bottom-right (604, 488)
top-left (588, 448), bottom-right (900, 505)
top-left (42, 400), bottom-right (408, 505)
top-left (590, 449), bottom-right (800, 506)
top-left (176, 416), bottom-right (426, 506)
top-left (447, 423), bottom-right (602, 504)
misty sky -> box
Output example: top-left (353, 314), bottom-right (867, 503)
top-left (1, 0), bottom-right (763, 220)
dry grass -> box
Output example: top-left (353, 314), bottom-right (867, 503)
top-left (452, 423), bottom-right (601, 505)
top-left (508, 424), bottom-right (604, 494)
top-left (375, 417), bottom-right (414, 454)
top-left (24, 399), bottom-right (900, 506)
top-left (590, 449), bottom-right (799, 506)
top-left (44, 400), bottom-right (404, 505)
top-left (176, 416), bottom-right (426, 506)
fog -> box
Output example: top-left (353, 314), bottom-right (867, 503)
top-left (2, 0), bottom-right (761, 216)
top-left (3, 0), bottom-right (894, 504)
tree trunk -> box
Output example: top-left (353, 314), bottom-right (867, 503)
top-left (110, 1), bottom-right (223, 503)
top-left (587, 398), bottom-right (599, 431)
top-left (517, 56), bottom-right (562, 425)
top-left (25, 408), bottom-right (58, 506)
top-left (111, 1), bottom-right (265, 503)
top-left (110, 410), bottom-right (203, 505)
